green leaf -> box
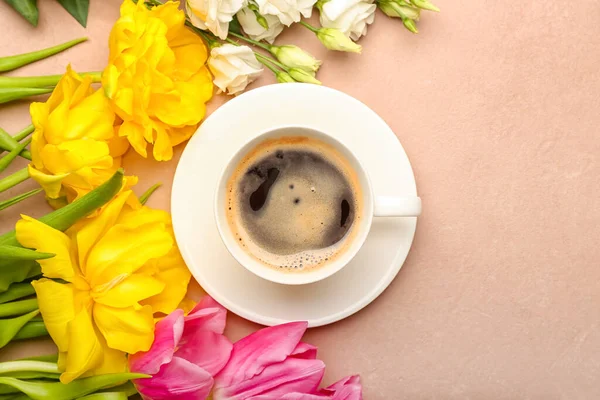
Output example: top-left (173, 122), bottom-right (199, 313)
top-left (12, 321), bottom-right (48, 340)
top-left (0, 37), bottom-right (87, 73)
top-left (0, 128), bottom-right (31, 160)
top-left (139, 183), bottom-right (161, 205)
top-left (17, 354), bottom-right (58, 363)
top-left (79, 393), bottom-right (129, 400)
top-left (0, 246), bottom-right (54, 261)
top-left (0, 189), bottom-right (43, 212)
top-left (0, 299), bottom-right (38, 318)
top-left (0, 283), bottom-right (35, 304)
top-left (57, 0), bottom-right (90, 27)
top-left (0, 87), bottom-right (52, 105)
top-left (0, 360), bottom-right (59, 376)
top-left (0, 139), bottom-right (31, 173)
top-left (3, 0), bottom-right (39, 27)
top-left (0, 262), bottom-right (39, 293)
top-left (0, 373), bottom-right (149, 400)
top-left (229, 15), bottom-right (243, 35)
top-left (0, 169), bottom-right (124, 247)
top-left (0, 310), bottom-right (39, 348)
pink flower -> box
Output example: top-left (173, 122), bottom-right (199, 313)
top-left (129, 296), bottom-right (233, 400)
top-left (213, 321), bottom-right (362, 400)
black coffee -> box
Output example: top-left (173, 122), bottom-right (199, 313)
top-left (226, 136), bottom-right (361, 271)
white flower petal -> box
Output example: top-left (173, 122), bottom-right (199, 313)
top-left (208, 44), bottom-right (263, 95)
top-left (237, 7), bottom-right (284, 44)
top-left (319, 0), bottom-right (375, 40)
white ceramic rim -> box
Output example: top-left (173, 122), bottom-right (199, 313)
top-left (213, 126), bottom-right (375, 285)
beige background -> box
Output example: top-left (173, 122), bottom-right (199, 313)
top-left (1, 1), bottom-right (599, 399)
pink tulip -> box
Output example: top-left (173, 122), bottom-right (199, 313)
top-left (213, 322), bottom-right (362, 400)
top-left (129, 296), bottom-right (233, 400)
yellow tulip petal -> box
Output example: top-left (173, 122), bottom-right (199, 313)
top-left (87, 341), bottom-right (127, 377)
top-left (152, 126), bottom-right (173, 161)
top-left (73, 191), bottom-right (132, 272)
top-left (27, 165), bottom-right (69, 199)
top-left (29, 102), bottom-right (49, 170)
top-left (93, 303), bottom-right (155, 354)
top-left (93, 273), bottom-right (165, 309)
top-left (86, 221), bottom-right (173, 287)
top-left (40, 139), bottom-right (112, 176)
top-left (64, 90), bottom-right (115, 141)
top-left (116, 205), bottom-right (170, 230)
top-left (16, 215), bottom-right (75, 281)
top-left (119, 121), bottom-right (147, 158)
top-left (31, 279), bottom-right (75, 352)
top-left (141, 264), bottom-right (190, 314)
top-left (61, 307), bottom-right (104, 384)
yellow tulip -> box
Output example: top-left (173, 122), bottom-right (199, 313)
top-left (16, 190), bottom-right (191, 383)
top-left (102, 0), bottom-right (213, 161)
top-left (29, 65), bottom-right (137, 206)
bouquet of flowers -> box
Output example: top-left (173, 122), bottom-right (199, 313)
top-left (0, 0), bottom-right (439, 397)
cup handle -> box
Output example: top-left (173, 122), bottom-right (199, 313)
top-left (374, 196), bottom-right (422, 217)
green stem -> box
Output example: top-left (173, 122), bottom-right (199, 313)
top-left (0, 283), bottom-right (35, 304)
top-left (13, 125), bottom-right (34, 142)
top-left (0, 299), bottom-right (38, 318)
top-left (299, 21), bottom-right (320, 33)
top-left (0, 37), bottom-right (88, 73)
top-left (0, 189), bottom-right (42, 212)
top-left (0, 168), bottom-right (29, 193)
top-left (229, 31), bottom-right (272, 51)
top-left (255, 52), bottom-right (288, 71)
top-left (0, 72), bottom-right (101, 89)
top-left (0, 138), bottom-right (31, 173)
top-left (139, 183), bottom-right (162, 205)
top-left (258, 56), bottom-right (280, 74)
top-left (0, 87), bottom-right (53, 105)
top-left (195, 29), bottom-right (219, 48)
top-left (13, 321), bottom-right (48, 340)
top-left (0, 361), bottom-right (58, 375)
top-left (0, 128), bottom-right (31, 159)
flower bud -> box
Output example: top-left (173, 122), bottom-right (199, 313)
top-left (316, 28), bottom-right (362, 53)
top-left (270, 45), bottom-right (322, 73)
top-left (288, 68), bottom-right (321, 85)
top-left (379, 0), bottom-right (420, 21)
top-left (276, 71), bottom-right (296, 83)
top-left (410, 0), bottom-right (440, 12)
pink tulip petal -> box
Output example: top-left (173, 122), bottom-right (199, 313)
top-left (129, 309), bottom-right (184, 375)
top-left (291, 342), bottom-right (318, 359)
top-left (213, 357), bottom-right (325, 399)
top-left (135, 356), bottom-right (213, 400)
top-left (215, 322), bottom-right (308, 388)
top-left (184, 296), bottom-right (228, 334)
top-left (176, 330), bottom-right (233, 376)
top-left (319, 376), bottom-right (362, 400)
top-left (250, 394), bottom-right (329, 400)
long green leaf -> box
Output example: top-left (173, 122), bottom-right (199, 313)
top-left (13, 125), bottom-right (34, 142)
top-left (0, 169), bottom-right (124, 247)
top-left (0, 72), bottom-right (101, 89)
top-left (57, 0), bottom-right (90, 27)
top-left (139, 183), bottom-right (161, 205)
top-left (0, 37), bottom-right (86, 72)
top-left (0, 361), bottom-right (58, 376)
top-left (0, 246), bottom-right (53, 261)
top-left (0, 88), bottom-right (52, 105)
top-left (0, 263), bottom-right (39, 293)
top-left (0, 310), bottom-right (38, 348)
top-left (3, 0), bottom-right (38, 27)
top-left (0, 299), bottom-right (37, 317)
top-left (0, 373), bottom-right (149, 400)
top-left (0, 283), bottom-right (35, 304)
top-left (79, 393), bottom-right (128, 400)
top-left (18, 354), bottom-right (58, 363)
top-left (0, 128), bottom-right (31, 159)
top-left (0, 168), bottom-right (30, 194)
top-left (0, 139), bottom-right (31, 173)
top-left (13, 321), bottom-right (48, 340)
top-left (0, 189), bottom-right (43, 212)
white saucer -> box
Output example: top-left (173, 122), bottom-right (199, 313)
top-left (172, 84), bottom-right (418, 327)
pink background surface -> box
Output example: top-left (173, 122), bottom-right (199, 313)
top-left (1, 1), bottom-right (599, 398)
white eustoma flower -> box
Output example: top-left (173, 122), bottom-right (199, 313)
top-left (255, 0), bottom-right (317, 26)
top-left (208, 44), bottom-right (263, 95)
top-left (186, 0), bottom-right (246, 40)
top-left (237, 7), bottom-right (284, 44)
top-left (319, 0), bottom-right (376, 41)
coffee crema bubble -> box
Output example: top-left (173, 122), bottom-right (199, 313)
top-left (225, 136), bottom-right (362, 272)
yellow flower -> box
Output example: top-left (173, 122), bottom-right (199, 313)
top-left (102, 0), bottom-right (213, 161)
top-left (16, 191), bottom-right (191, 383)
top-left (29, 66), bottom-right (137, 206)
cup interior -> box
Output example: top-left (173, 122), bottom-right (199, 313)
top-left (214, 126), bottom-right (374, 285)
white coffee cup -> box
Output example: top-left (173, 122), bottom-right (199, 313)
top-left (215, 126), bottom-right (421, 285)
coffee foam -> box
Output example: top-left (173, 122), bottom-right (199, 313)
top-left (225, 136), bottom-right (363, 272)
